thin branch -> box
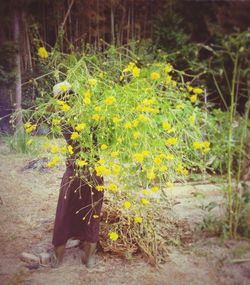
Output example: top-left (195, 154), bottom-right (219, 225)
top-left (61, 0), bottom-right (75, 30)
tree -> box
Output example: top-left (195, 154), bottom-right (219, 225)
top-left (14, 8), bottom-right (23, 132)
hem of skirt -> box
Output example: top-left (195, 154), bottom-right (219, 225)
top-left (52, 235), bottom-right (99, 247)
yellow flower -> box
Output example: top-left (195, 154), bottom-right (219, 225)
top-left (61, 103), bottom-right (71, 112)
top-left (164, 63), bottom-right (173, 73)
top-left (59, 83), bottom-right (69, 92)
top-left (112, 116), bottom-right (121, 123)
top-left (132, 66), bottom-right (140, 77)
top-left (132, 119), bottom-right (139, 127)
top-left (71, 132), bottom-right (80, 140)
top-left (92, 114), bottom-right (100, 121)
top-left (61, 146), bottom-right (67, 154)
top-left (188, 115), bottom-right (196, 124)
top-left (193, 87), bottom-right (203, 94)
top-left (154, 156), bottom-right (162, 165)
top-left (193, 141), bottom-right (210, 153)
top-left (101, 144), bottom-right (108, 150)
top-left (176, 104), bottom-right (184, 110)
top-left (165, 154), bottom-right (174, 160)
top-left (141, 198), bottom-right (150, 205)
top-left (138, 114), bottom-right (148, 122)
top-left (190, 95), bottom-right (197, 103)
top-left (147, 169), bottom-right (155, 180)
top-left (99, 72), bottom-right (104, 79)
top-left (125, 62), bottom-right (136, 72)
top-left (105, 96), bottom-right (116, 105)
top-left (162, 122), bottom-right (171, 131)
top-left (111, 151), bottom-right (119, 157)
top-left (133, 131), bottom-right (141, 139)
top-left (109, 232), bottom-right (118, 241)
top-left (172, 80), bottom-right (177, 87)
top-left (159, 153), bottom-right (167, 159)
top-left (38, 47), bottom-right (48, 59)
top-left (24, 122), bottom-right (32, 129)
top-left (166, 181), bottom-right (174, 188)
top-left (67, 145), bottom-right (74, 155)
top-left (159, 165), bottom-right (168, 172)
top-left (202, 141), bottom-right (210, 148)
top-left (57, 100), bottom-right (65, 106)
top-left (50, 145), bottom-right (59, 153)
top-left (47, 156), bottom-right (60, 167)
top-left (117, 138), bottom-right (123, 143)
top-left (95, 165), bottom-right (111, 176)
top-left (108, 183), bottom-right (118, 192)
top-left (165, 75), bottom-right (172, 85)
top-left (95, 106), bottom-right (101, 112)
top-left (142, 189), bottom-right (149, 195)
top-left (53, 82), bottom-right (71, 96)
top-left (96, 185), bottom-right (105, 191)
top-left (176, 163), bottom-right (183, 173)
top-left (75, 123), bottom-right (86, 132)
top-left (187, 86), bottom-right (193, 92)
top-left (124, 122), bottom-right (132, 129)
top-left (124, 201), bottom-right (131, 209)
top-left (94, 165), bottom-right (103, 176)
top-left (134, 153), bottom-right (144, 163)
top-left (83, 97), bottom-right (91, 105)
top-left (192, 141), bottom-right (203, 149)
top-left (134, 216), bottom-right (142, 223)
top-left (52, 118), bottom-right (60, 125)
top-left (93, 214), bottom-right (99, 219)
top-left (83, 90), bottom-right (91, 98)
top-left (25, 124), bottom-right (36, 134)
top-left (150, 72), bottom-right (160, 80)
top-left (166, 137), bottom-right (178, 146)
top-left (97, 159), bottom-right (105, 165)
top-left (142, 150), bottom-right (150, 157)
top-left (26, 139), bottom-right (33, 145)
top-left (76, 160), bottom-right (88, 167)
top-left (181, 169), bottom-right (188, 175)
top-left (87, 79), bottom-right (97, 86)
top-left (151, 186), bottom-right (159, 192)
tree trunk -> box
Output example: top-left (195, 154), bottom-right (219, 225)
top-left (14, 9), bottom-right (23, 132)
top-left (110, 4), bottom-right (115, 45)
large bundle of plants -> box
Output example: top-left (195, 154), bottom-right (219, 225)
top-left (21, 46), bottom-right (236, 263)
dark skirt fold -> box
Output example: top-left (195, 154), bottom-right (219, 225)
top-left (52, 166), bottom-right (104, 247)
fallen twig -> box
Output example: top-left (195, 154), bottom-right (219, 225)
top-left (229, 258), bottom-right (250, 264)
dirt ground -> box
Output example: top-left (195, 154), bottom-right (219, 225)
top-left (0, 139), bottom-right (250, 285)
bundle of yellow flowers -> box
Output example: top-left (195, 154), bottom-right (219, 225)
top-left (26, 56), bottom-right (213, 262)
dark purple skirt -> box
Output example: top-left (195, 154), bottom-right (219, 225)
top-left (52, 165), bottom-right (104, 247)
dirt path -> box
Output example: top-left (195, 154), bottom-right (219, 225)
top-left (0, 140), bottom-right (250, 285)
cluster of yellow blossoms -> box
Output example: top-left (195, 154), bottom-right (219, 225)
top-left (30, 53), bottom-right (212, 242)
top-left (38, 47), bottom-right (48, 59)
top-left (24, 122), bottom-right (36, 134)
top-left (192, 141), bottom-right (210, 153)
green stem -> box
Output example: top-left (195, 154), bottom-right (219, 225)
top-left (212, 72), bottom-right (228, 110)
top-left (227, 51), bottom-right (239, 238)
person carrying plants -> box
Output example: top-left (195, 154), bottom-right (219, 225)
top-left (49, 82), bottom-right (104, 268)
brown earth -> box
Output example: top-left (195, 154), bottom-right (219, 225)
top-left (0, 139), bottom-right (250, 285)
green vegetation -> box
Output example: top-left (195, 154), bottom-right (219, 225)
top-left (1, 0), bottom-right (250, 263)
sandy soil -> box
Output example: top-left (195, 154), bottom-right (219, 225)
top-left (0, 139), bottom-right (250, 285)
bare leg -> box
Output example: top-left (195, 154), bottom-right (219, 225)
top-left (51, 244), bottom-right (66, 268)
top-left (81, 242), bottom-right (97, 268)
